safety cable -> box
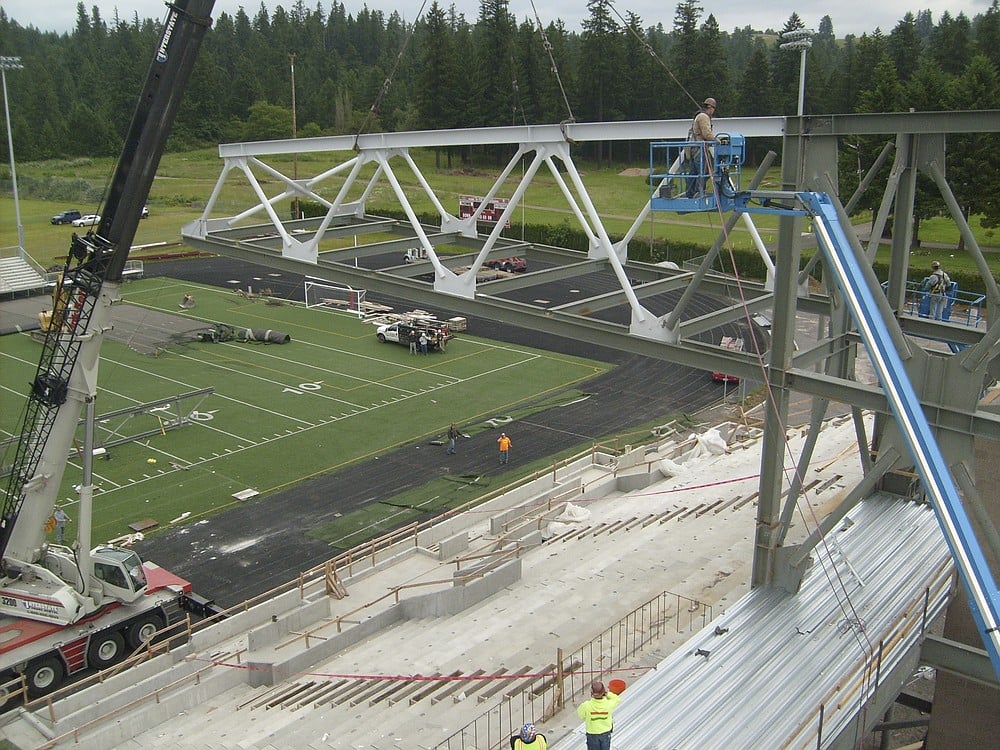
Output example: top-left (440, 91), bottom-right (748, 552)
top-left (704, 150), bottom-right (878, 672)
top-left (528, 0), bottom-right (575, 125)
top-left (353, 0), bottom-right (429, 148)
top-left (605, 0), bottom-right (701, 113)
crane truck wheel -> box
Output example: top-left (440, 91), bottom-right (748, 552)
top-left (25, 655), bottom-right (64, 699)
top-left (377, 333), bottom-right (387, 342)
top-left (88, 630), bottom-right (126, 669)
top-left (127, 614), bottom-right (164, 649)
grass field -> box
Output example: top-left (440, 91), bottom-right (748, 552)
top-left (0, 277), bottom-right (608, 547)
top-left (2, 146), bottom-right (997, 273)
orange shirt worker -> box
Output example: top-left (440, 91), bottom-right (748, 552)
top-left (497, 432), bottom-right (512, 464)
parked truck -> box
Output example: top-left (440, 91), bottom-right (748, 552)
top-left (0, 0), bottom-right (216, 705)
top-left (376, 319), bottom-right (453, 351)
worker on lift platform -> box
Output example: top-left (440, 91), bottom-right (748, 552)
top-left (649, 123), bottom-right (745, 215)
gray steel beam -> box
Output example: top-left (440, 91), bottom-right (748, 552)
top-left (218, 111), bottom-right (1000, 160)
top-left (922, 634), bottom-right (999, 687)
top-left (184, 232), bottom-right (1000, 445)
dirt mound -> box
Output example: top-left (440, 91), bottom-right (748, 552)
top-left (619, 167), bottom-right (650, 177)
top-left (450, 167), bottom-right (493, 178)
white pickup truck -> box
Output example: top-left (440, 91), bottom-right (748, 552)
top-left (376, 321), bottom-right (451, 351)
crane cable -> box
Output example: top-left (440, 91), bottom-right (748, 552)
top-left (353, 0), bottom-right (430, 148)
top-left (528, 0), bottom-right (575, 128)
top-left (706, 177), bottom-right (879, 677)
top-left (602, 0), bottom-right (879, 675)
top-left (605, 0), bottom-right (702, 113)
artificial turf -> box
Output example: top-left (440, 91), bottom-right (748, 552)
top-left (0, 278), bottom-right (609, 545)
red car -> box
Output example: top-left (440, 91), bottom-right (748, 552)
top-left (484, 257), bottom-right (527, 273)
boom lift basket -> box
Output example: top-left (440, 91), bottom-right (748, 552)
top-left (649, 133), bottom-right (745, 214)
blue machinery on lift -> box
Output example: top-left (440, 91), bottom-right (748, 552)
top-left (650, 135), bottom-right (1000, 679)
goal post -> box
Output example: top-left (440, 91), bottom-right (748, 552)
top-left (304, 278), bottom-right (367, 319)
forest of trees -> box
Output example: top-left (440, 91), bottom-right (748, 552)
top-left (1, 0), bottom-right (999, 225)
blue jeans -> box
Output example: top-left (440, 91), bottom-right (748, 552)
top-left (685, 148), bottom-right (707, 197)
top-left (448, 438), bottom-right (456, 454)
top-left (586, 732), bottom-right (612, 750)
top-left (499, 451), bottom-right (508, 464)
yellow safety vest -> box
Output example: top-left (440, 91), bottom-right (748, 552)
top-left (577, 693), bottom-right (621, 734)
top-left (513, 737), bottom-right (547, 750)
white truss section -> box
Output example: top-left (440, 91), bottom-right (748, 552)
top-left (184, 118), bottom-right (786, 340)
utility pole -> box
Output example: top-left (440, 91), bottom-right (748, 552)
top-left (1, 56), bottom-right (24, 250)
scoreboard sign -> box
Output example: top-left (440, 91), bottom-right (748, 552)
top-left (459, 195), bottom-right (510, 226)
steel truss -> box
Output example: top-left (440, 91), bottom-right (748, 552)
top-left (182, 111), bottom-right (1000, 687)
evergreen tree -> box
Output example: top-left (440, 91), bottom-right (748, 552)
top-left (415, 2), bottom-right (461, 164)
top-left (974, 1), bottom-right (1000, 73)
top-left (666, 0), bottom-right (704, 117)
top-left (511, 18), bottom-right (543, 125)
top-left (888, 13), bottom-right (923, 84)
top-left (945, 55), bottom-right (1000, 236)
top-left (579, 0), bottom-right (623, 163)
top-left (535, 20), bottom-right (578, 124)
top-left (905, 57), bottom-right (953, 111)
top-left (471, 0), bottom-right (516, 131)
top-left (697, 15), bottom-right (729, 111)
top-left (735, 39), bottom-right (772, 116)
top-left (857, 55), bottom-right (906, 113)
top-left (852, 31), bottom-right (890, 106)
top-left (928, 12), bottom-right (972, 76)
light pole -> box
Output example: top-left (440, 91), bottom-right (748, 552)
top-left (779, 29), bottom-right (814, 117)
top-left (289, 52), bottom-right (299, 220)
top-left (1, 55), bottom-right (24, 250)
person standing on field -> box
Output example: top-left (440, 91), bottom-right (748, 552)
top-left (497, 432), bottom-right (512, 464)
top-left (447, 424), bottom-right (459, 454)
top-left (577, 680), bottom-right (621, 750)
top-left (53, 507), bottom-right (70, 544)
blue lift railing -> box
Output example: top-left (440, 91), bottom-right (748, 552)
top-left (901, 280), bottom-right (984, 327)
top-left (649, 134), bottom-right (1000, 678)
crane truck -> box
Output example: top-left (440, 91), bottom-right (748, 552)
top-left (0, 0), bottom-right (215, 704)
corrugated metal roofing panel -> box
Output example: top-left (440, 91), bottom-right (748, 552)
top-left (552, 493), bottom-right (951, 750)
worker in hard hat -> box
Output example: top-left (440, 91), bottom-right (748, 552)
top-left (509, 722), bottom-right (547, 749)
top-left (577, 680), bottom-right (622, 750)
top-left (685, 97), bottom-right (719, 198)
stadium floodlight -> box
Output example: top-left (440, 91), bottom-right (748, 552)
top-left (779, 30), bottom-right (815, 117)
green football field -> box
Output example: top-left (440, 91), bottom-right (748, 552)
top-left (0, 278), bottom-right (609, 544)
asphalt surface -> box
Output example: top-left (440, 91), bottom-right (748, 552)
top-left (126, 257), bottom-right (731, 608)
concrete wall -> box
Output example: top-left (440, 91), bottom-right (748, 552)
top-left (246, 597), bottom-right (330, 650)
top-left (244, 559), bottom-right (522, 687)
top-left (401, 558), bottom-right (522, 618)
top-left (926, 434), bottom-right (1000, 747)
top-left (246, 605), bottom-right (405, 688)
